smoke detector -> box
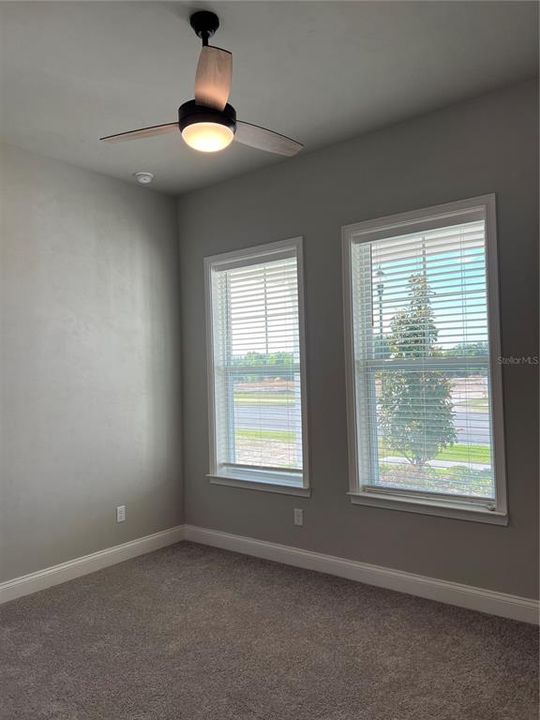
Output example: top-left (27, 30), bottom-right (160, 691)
top-left (133, 171), bottom-right (154, 185)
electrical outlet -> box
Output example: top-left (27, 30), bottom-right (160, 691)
top-left (116, 505), bottom-right (126, 523)
top-left (293, 508), bottom-right (303, 527)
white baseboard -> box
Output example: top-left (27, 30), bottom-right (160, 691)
top-left (0, 525), bottom-right (185, 604)
top-left (3, 523), bottom-right (537, 625)
top-left (184, 525), bottom-right (539, 625)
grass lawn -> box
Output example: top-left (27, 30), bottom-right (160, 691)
top-left (379, 442), bottom-right (491, 465)
top-left (236, 428), bottom-right (296, 443)
top-left (435, 443), bottom-right (491, 464)
top-left (236, 428), bottom-right (490, 465)
top-left (234, 393), bottom-right (295, 405)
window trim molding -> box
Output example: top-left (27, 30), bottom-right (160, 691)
top-left (342, 194), bottom-right (508, 523)
top-left (208, 476), bottom-right (311, 498)
top-left (204, 237), bottom-right (310, 493)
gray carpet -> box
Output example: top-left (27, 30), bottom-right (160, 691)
top-left (1, 542), bottom-right (538, 720)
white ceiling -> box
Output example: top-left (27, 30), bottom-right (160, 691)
top-left (1, 1), bottom-right (538, 195)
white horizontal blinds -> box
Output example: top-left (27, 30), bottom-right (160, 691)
top-left (351, 219), bottom-right (495, 501)
top-left (211, 250), bottom-right (303, 476)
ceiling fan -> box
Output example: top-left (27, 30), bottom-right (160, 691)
top-left (100, 11), bottom-right (303, 157)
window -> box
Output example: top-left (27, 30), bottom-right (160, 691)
top-left (343, 196), bottom-right (507, 523)
top-left (205, 237), bottom-right (309, 496)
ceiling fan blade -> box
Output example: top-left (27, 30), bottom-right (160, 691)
top-left (235, 121), bottom-right (303, 156)
top-left (100, 122), bottom-right (179, 143)
top-left (195, 46), bottom-right (232, 111)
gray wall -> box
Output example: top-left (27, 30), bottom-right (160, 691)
top-left (178, 80), bottom-right (539, 599)
top-left (0, 144), bottom-right (183, 582)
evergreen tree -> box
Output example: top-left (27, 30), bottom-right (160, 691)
top-left (378, 274), bottom-right (456, 466)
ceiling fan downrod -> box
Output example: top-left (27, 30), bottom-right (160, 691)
top-left (190, 10), bottom-right (220, 47)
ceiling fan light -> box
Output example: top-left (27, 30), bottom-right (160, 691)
top-left (181, 121), bottom-right (234, 153)
top-left (178, 101), bottom-right (236, 153)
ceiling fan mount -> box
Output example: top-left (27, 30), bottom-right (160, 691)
top-left (100, 11), bottom-right (303, 157)
top-left (189, 10), bottom-right (220, 45)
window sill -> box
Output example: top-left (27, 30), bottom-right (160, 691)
top-left (208, 474), bottom-right (311, 497)
top-left (348, 491), bottom-right (508, 525)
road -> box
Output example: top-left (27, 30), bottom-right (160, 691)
top-left (235, 405), bottom-right (490, 445)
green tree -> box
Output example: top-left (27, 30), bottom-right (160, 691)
top-left (378, 274), bottom-right (456, 466)
top-left (443, 341), bottom-right (489, 376)
top-left (232, 351), bottom-right (295, 381)
top-left (446, 341), bottom-right (488, 357)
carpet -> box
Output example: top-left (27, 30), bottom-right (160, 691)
top-left (1, 541), bottom-right (538, 719)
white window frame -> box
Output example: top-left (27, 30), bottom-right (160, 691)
top-left (342, 195), bottom-right (508, 524)
top-left (204, 237), bottom-right (310, 497)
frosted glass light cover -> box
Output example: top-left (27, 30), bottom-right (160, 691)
top-left (182, 122), bottom-right (234, 152)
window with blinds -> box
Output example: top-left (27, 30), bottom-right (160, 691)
top-left (205, 238), bottom-right (308, 491)
top-left (343, 197), bottom-right (507, 521)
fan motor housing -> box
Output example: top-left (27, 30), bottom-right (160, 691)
top-left (178, 101), bottom-right (237, 134)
